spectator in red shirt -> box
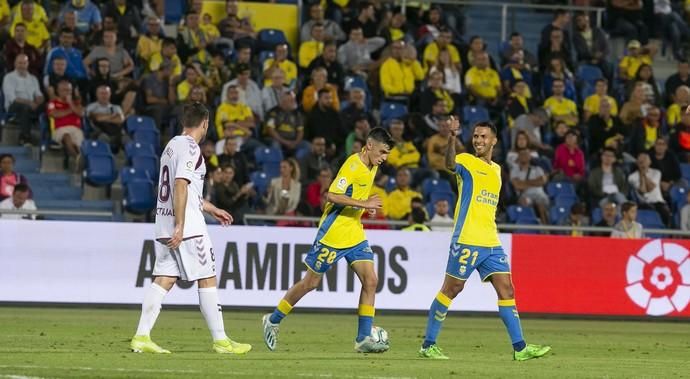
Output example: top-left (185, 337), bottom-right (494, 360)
top-left (553, 129), bottom-right (585, 184)
top-left (304, 166), bottom-right (332, 216)
top-left (47, 80), bottom-right (85, 158)
top-left (0, 154), bottom-right (31, 201)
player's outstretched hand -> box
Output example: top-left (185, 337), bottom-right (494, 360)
top-left (448, 116), bottom-right (460, 137)
top-left (167, 225), bottom-right (183, 250)
top-left (363, 194), bottom-right (383, 209)
top-left (212, 208), bottom-right (234, 226)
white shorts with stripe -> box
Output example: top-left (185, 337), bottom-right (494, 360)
top-left (153, 235), bottom-right (215, 281)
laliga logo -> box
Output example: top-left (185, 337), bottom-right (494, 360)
top-left (625, 240), bottom-right (690, 316)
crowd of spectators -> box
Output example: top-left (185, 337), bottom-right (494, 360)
top-left (2, 0), bottom-right (690, 235)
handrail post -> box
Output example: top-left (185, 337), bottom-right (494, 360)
top-left (595, 9), bottom-right (602, 28)
top-left (401, 0), bottom-right (407, 15)
top-left (501, 4), bottom-right (508, 42)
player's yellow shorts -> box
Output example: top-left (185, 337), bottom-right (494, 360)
top-left (304, 240), bottom-right (373, 274)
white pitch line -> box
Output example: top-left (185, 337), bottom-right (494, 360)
top-left (0, 365), bottom-right (414, 379)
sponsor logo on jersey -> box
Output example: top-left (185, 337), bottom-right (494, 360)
top-left (336, 177), bottom-right (347, 191)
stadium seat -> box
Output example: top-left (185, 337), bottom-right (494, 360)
top-left (122, 179), bottom-right (156, 214)
top-left (132, 154), bottom-right (159, 182)
top-left (258, 50), bottom-right (275, 67)
top-left (554, 194), bottom-right (578, 209)
top-left (591, 207), bottom-right (603, 225)
top-left (636, 209), bottom-right (665, 230)
top-left (83, 153), bottom-right (117, 187)
top-left (681, 163), bottom-right (690, 183)
top-left (164, 0), bottom-right (186, 24)
top-left (124, 141), bottom-right (157, 163)
top-left (546, 181), bottom-right (576, 199)
top-left (249, 171), bottom-right (271, 197)
top-left (13, 159), bottom-right (40, 173)
top-left (670, 185), bottom-right (688, 211)
top-left (576, 64), bottom-right (603, 86)
top-left (507, 205), bottom-right (539, 223)
top-left (385, 177), bottom-right (397, 193)
top-left (120, 166), bottom-right (151, 184)
top-left (422, 178), bottom-right (452, 200)
top-left (344, 75), bottom-right (369, 92)
top-left (380, 102), bottom-right (407, 124)
top-left (514, 218), bottom-right (542, 234)
top-left (133, 128), bottom-right (161, 153)
top-left (81, 139), bottom-right (112, 157)
top-left (126, 115), bottom-right (157, 135)
top-left (549, 205), bottom-right (570, 225)
top-left (462, 105), bottom-right (489, 126)
top-left (258, 29), bottom-right (288, 52)
top-left (254, 146), bottom-right (283, 178)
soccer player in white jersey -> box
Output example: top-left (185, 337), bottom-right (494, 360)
top-left (130, 102), bottom-right (251, 355)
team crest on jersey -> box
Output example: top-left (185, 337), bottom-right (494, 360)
top-left (336, 177), bottom-right (347, 191)
top-left (315, 261), bottom-right (322, 270)
top-left (459, 265), bottom-right (467, 275)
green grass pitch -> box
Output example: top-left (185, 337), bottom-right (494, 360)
top-left (0, 307), bottom-right (689, 378)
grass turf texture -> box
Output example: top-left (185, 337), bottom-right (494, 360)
top-left (0, 307), bottom-right (689, 378)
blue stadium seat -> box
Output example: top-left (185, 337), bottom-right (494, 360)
top-left (681, 163), bottom-right (690, 183)
top-left (295, 144), bottom-right (311, 161)
top-left (637, 209), bottom-right (665, 230)
top-left (83, 153), bottom-right (117, 186)
top-left (258, 50), bottom-right (275, 67)
top-left (32, 186), bottom-right (82, 200)
top-left (591, 207), bottom-right (603, 225)
top-left (254, 146), bottom-right (283, 178)
top-left (514, 218), bottom-right (542, 234)
top-left (164, 0), bottom-right (185, 24)
top-left (380, 102), bottom-right (407, 124)
top-left (507, 205), bottom-right (539, 223)
top-left (124, 141), bottom-right (156, 162)
top-left (133, 128), bottom-right (161, 153)
top-left (576, 64), bottom-right (603, 85)
top-left (344, 75), bottom-right (369, 92)
top-left (533, 157), bottom-right (553, 174)
top-left (13, 159), bottom-right (40, 173)
top-left (258, 29), bottom-right (288, 51)
top-left (81, 140), bottom-right (112, 157)
top-left (0, 146), bottom-right (30, 157)
top-left (126, 115), bottom-right (157, 135)
top-left (554, 195), bottom-right (578, 209)
top-left (427, 191), bottom-right (456, 217)
top-left (549, 205), bottom-right (570, 225)
top-left (422, 178), bottom-right (452, 200)
top-left (249, 171), bottom-right (271, 197)
top-left (120, 166), bottom-right (151, 184)
top-left (546, 181), bottom-right (576, 198)
top-left (123, 179), bottom-right (156, 214)
top-left (132, 155), bottom-right (159, 182)
top-left (670, 185), bottom-right (688, 211)
top-left (385, 176), bottom-right (397, 193)
top-left (462, 105), bottom-right (489, 126)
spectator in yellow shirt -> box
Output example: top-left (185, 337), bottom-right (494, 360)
top-left (136, 16), bottom-right (163, 64)
top-left (379, 40), bottom-right (424, 99)
top-left (425, 117), bottom-right (464, 174)
top-left (10, 1), bottom-right (49, 51)
top-left (465, 52), bottom-right (501, 106)
top-left (422, 27), bottom-right (460, 71)
top-left (618, 39), bottom-right (655, 81)
top-left (387, 119), bottom-right (420, 169)
top-left (149, 38), bottom-right (182, 80)
top-left (583, 79), bottom-right (618, 121)
top-left (0, 0), bottom-right (9, 28)
top-left (264, 43), bottom-right (298, 88)
top-left (543, 79), bottom-right (579, 128)
top-left (667, 85), bottom-right (690, 127)
top-left (215, 84), bottom-right (256, 141)
top-left (301, 67), bottom-right (339, 113)
top-left (298, 22), bottom-right (325, 69)
top-left (176, 64), bottom-right (209, 103)
top-left (201, 13), bottom-right (220, 41)
top-left (386, 168), bottom-right (423, 220)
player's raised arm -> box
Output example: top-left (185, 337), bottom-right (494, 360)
top-left (445, 116), bottom-right (461, 171)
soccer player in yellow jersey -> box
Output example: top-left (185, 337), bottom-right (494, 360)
top-left (263, 128), bottom-right (394, 353)
top-left (418, 118), bottom-right (551, 361)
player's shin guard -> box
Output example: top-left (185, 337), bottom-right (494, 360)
top-left (269, 299), bottom-right (293, 324)
top-left (356, 304), bottom-right (375, 342)
top-left (135, 283), bottom-right (168, 336)
top-left (199, 287), bottom-right (228, 341)
top-left (422, 292), bottom-right (452, 348)
top-left (498, 299), bottom-right (526, 351)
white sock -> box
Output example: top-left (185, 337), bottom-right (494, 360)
top-left (135, 283), bottom-right (168, 336)
top-left (199, 287), bottom-right (228, 341)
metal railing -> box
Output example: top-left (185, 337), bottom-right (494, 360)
top-left (0, 209), bottom-right (114, 218)
top-left (399, 0), bottom-right (606, 42)
top-left (244, 213), bottom-right (690, 238)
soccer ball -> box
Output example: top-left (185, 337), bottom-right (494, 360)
top-left (371, 326), bottom-right (389, 345)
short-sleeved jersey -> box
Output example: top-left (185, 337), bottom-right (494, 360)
top-left (155, 135), bottom-right (207, 240)
top-left (452, 153), bottom-right (502, 247)
top-left (316, 153), bottom-right (377, 249)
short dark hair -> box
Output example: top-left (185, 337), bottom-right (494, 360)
top-left (602, 146), bottom-right (617, 155)
top-left (317, 88), bottom-right (331, 97)
top-left (367, 127), bottom-right (395, 150)
top-left (311, 22), bottom-right (324, 31)
top-left (410, 207), bottom-right (426, 224)
top-left (621, 201), bottom-right (637, 214)
top-left (0, 154), bottom-right (15, 163)
top-left (14, 183), bottom-right (29, 193)
top-left (595, 78), bottom-right (608, 86)
top-left (60, 27), bottom-right (74, 35)
top-left (181, 102), bottom-right (209, 128)
top-left (162, 37), bottom-right (176, 47)
top-left (553, 9), bottom-right (569, 19)
top-left (510, 32), bottom-right (521, 38)
top-left (14, 22), bottom-right (26, 30)
top-left (473, 120), bottom-right (497, 136)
